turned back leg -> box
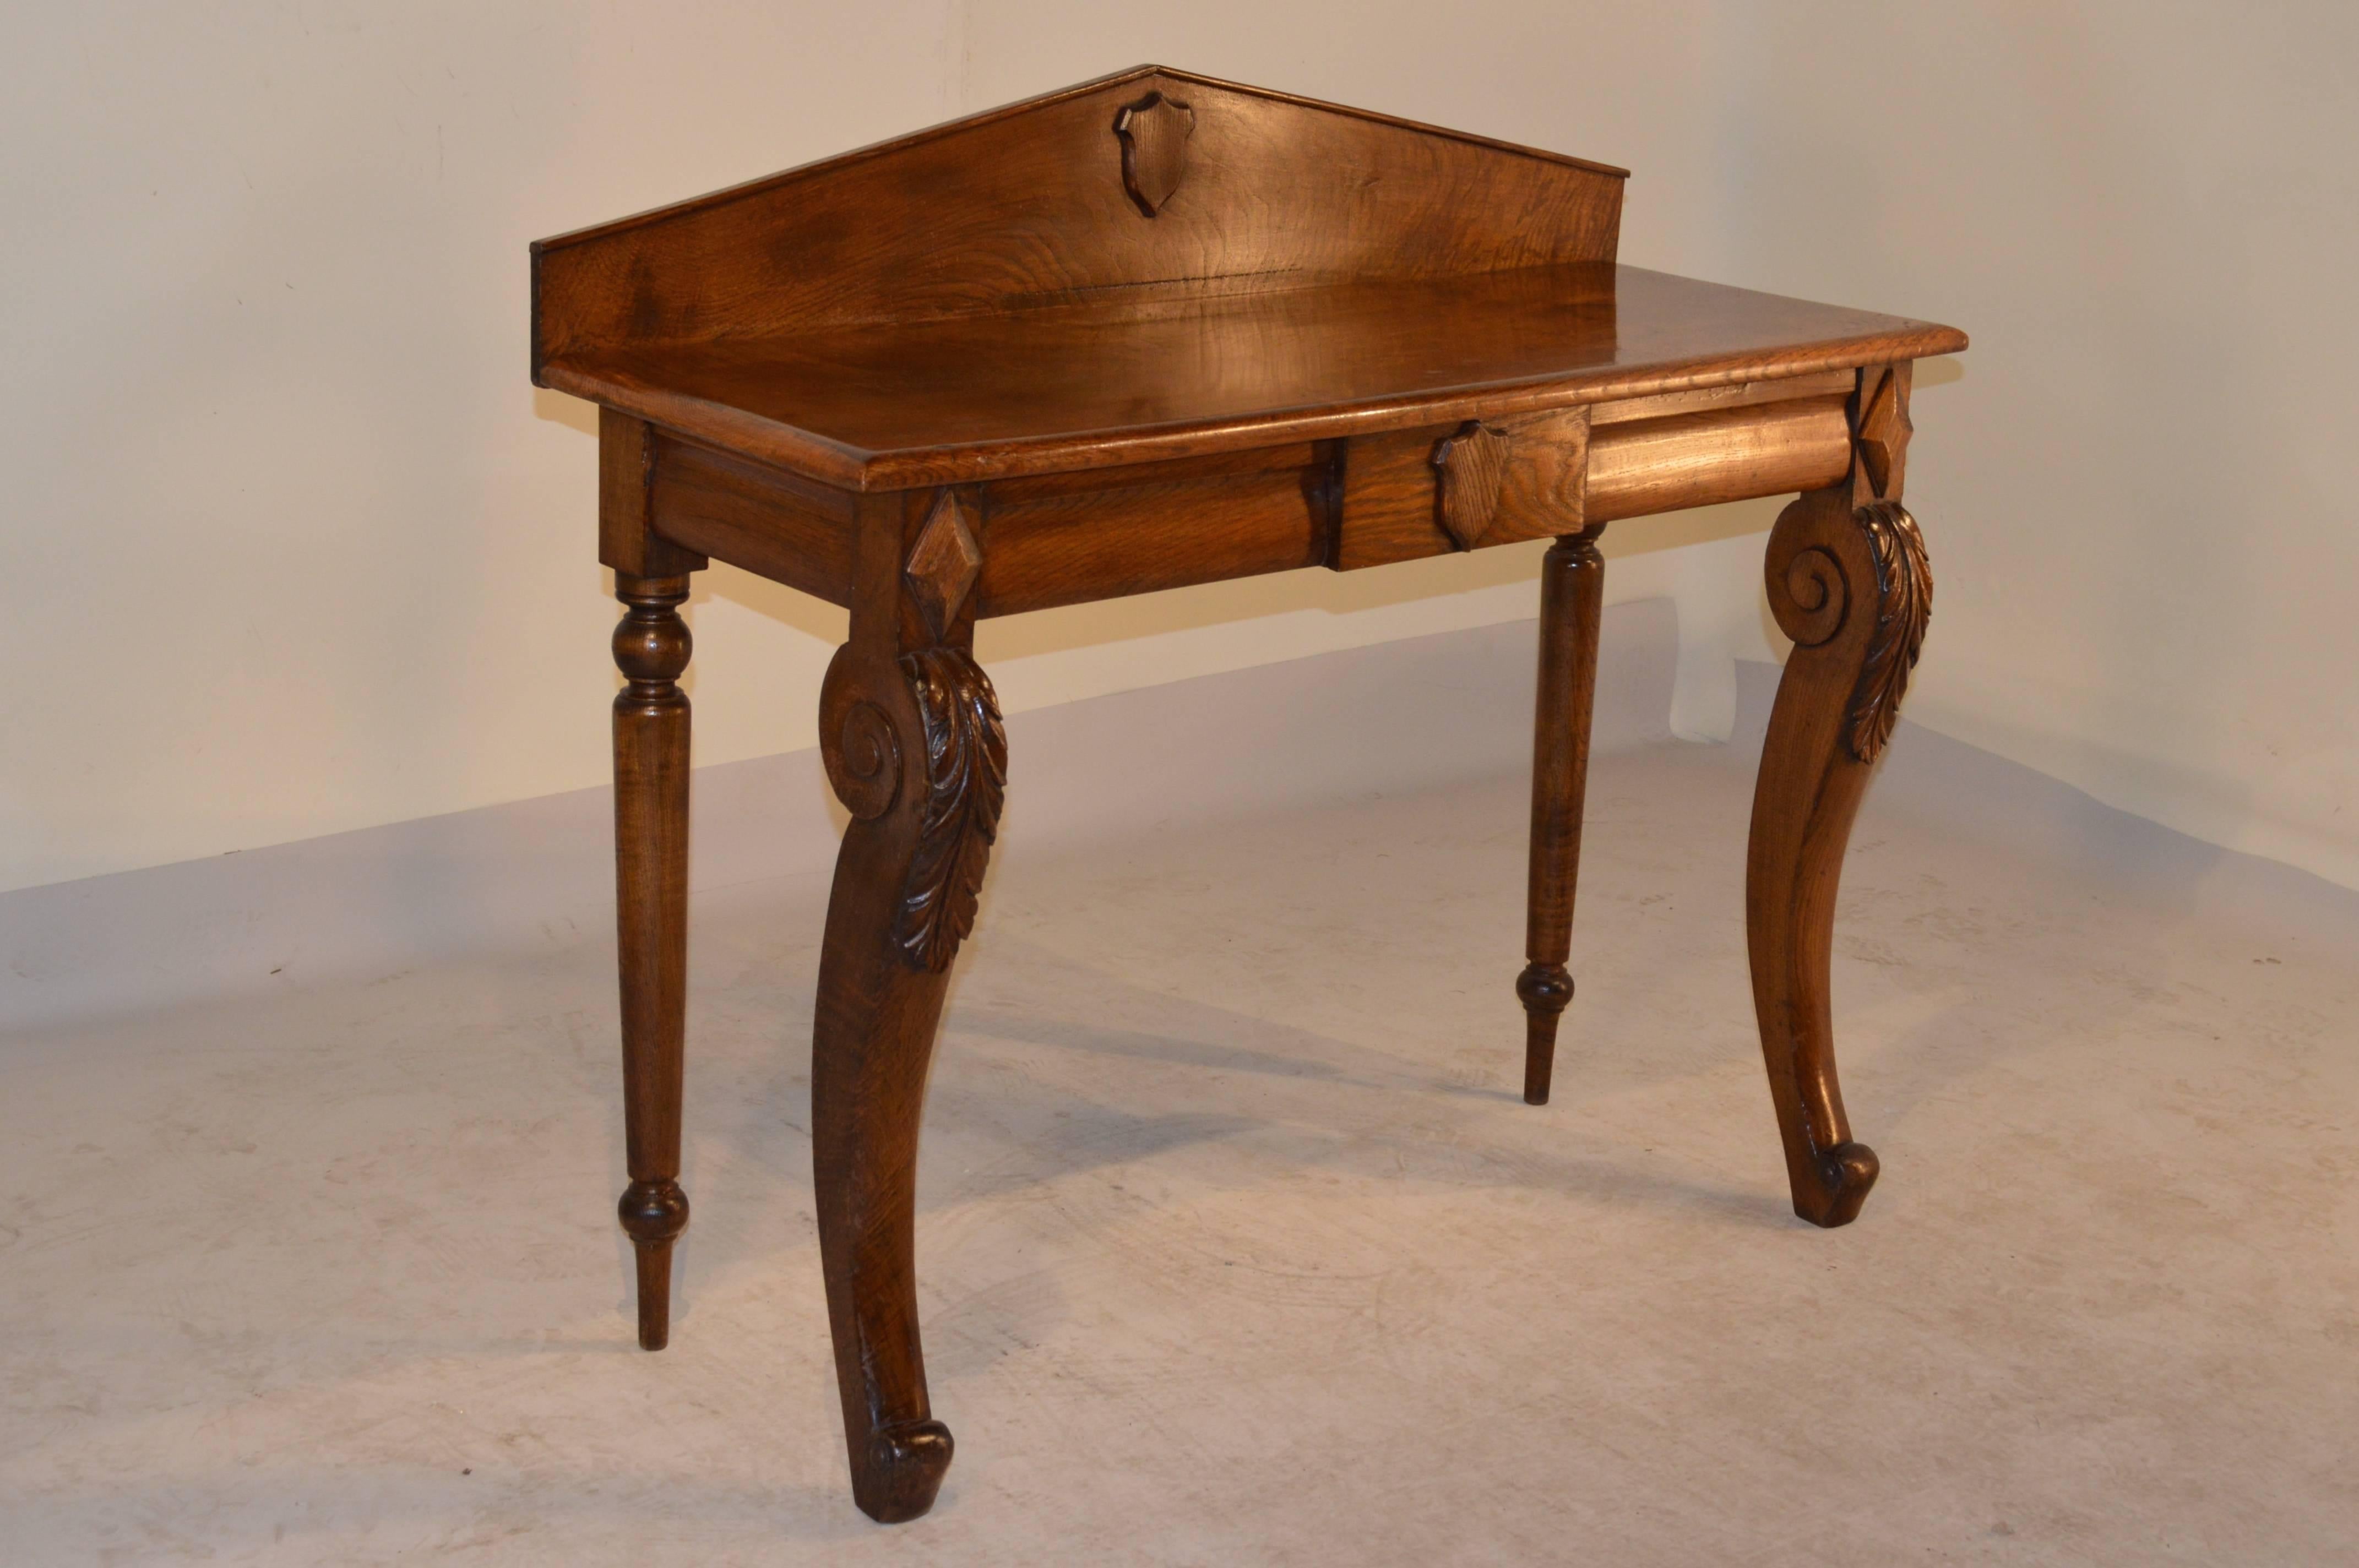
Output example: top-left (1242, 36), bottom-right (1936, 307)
top-left (1520, 525), bottom-right (1606, 1104)
top-left (601, 410), bottom-right (707, 1350)
top-left (612, 573), bottom-right (694, 1347)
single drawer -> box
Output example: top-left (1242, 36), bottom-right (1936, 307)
top-left (1334, 406), bottom-right (1589, 570)
top-left (1586, 395), bottom-right (1852, 522)
top-left (975, 445), bottom-right (1327, 616)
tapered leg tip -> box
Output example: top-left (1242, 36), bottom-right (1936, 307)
top-left (1516, 962), bottom-right (1572, 1106)
top-left (1521, 1030), bottom-right (1555, 1105)
top-left (620, 1179), bottom-right (690, 1349)
top-left (635, 1317), bottom-right (669, 1352)
top-left (853, 1419), bottom-right (955, 1523)
top-left (1520, 1038), bottom-right (1557, 1104)
top-left (1793, 1141), bottom-right (1880, 1228)
top-left (630, 1238), bottom-right (677, 1350)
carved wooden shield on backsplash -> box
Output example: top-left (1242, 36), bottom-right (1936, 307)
top-left (1113, 91), bottom-right (1196, 216)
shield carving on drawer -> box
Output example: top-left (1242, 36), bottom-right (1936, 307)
top-left (1335, 406), bottom-right (1592, 570)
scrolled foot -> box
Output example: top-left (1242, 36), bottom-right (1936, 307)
top-left (1515, 961), bottom-right (1573, 1106)
top-left (1748, 480), bottom-right (1931, 1231)
top-left (814, 602), bottom-right (1002, 1526)
top-left (1793, 1140), bottom-right (1879, 1228)
top-left (853, 1419), bottom-right (955, 1523)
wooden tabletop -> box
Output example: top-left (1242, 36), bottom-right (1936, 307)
top-left (562, 68), bottom-right (1969, 1524)
top-left (541, 263), bottom-right (1963, 490)
top-left (535, 66), bottom-right (1963, 493)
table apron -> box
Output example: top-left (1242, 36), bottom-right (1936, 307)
top-left (1586, 395), bottom-right (1852, 524)
top-left (972, 444), bottom-right (1329, 618)
top-left (640, 388), bottom-right (1863, 614)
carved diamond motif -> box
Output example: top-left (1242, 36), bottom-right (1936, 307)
top-left (905, 491), bottom-right (982, 640)
top-left (1113, 90), bottom-right (1196, 217)
top-left (1855, 368), bottom-right (1913, 499)
top-left (1432, 421), bottom-right (1513, 550)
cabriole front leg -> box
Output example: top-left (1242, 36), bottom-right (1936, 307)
top-left (1746, 489), bottom-right (1931, 1226)
top-left (813, 636), bottom-right (1005, 1523)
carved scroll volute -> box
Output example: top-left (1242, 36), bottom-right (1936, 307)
top-left (1432, 421), bottom-right (1513, 550)
top-left (819, 638), bottom-right (1006, 973)
top-left (1113, 90), bottom-right (1195, 216)
top-left (1765, 495), bottom-right (1932, 764)
top-left (820, 488), bottom-right (1007, 974)
top-left (819, 643), bottom-right (906, 822)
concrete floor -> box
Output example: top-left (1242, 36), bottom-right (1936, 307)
top-left (4, 629), bottom-right (2357, 1564)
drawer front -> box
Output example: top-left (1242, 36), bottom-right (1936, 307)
top-left (1586, 395), bottom-right (1852, 523)
top-left (974, 445), bottom-right (1327, 617)
top-left (1334, 406), bottom-right (1589, 570)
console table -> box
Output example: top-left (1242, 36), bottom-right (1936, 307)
top-left (531, 66), bottom-right (1966, 1522)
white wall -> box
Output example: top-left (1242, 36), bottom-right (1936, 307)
top-left (1718, 3), bottom-right (2359, 889)
top-left (5, 2), bottom-right (2354, 895)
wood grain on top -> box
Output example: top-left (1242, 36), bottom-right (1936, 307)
top-left (532, 66), bottom-right (1624, 366)
top-left (534, 65), bottom-right (1963, 490)
top-left (541, 264), bottom-right (1965, 488)
top-left (576, 67), bottom-right (1967, 1522)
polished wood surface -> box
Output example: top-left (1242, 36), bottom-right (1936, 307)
top-left (543, 263), bottom-right (1961, 489)
top-left (609, 571), bottom-right (694, 1349)
top-left (535, 67), bottom-right (1623, 368)
top-left (1747, 363), bottom-right (1930, 1226)
top-left (1521, 525), bottom-right (1607, 1105)
top-left (544, 67), bottom-right (1964, 1523)
top-left (811, 489), bottom-right (1004, 1521)
top-left (597, 409), bottom-right (704, 579)
top-left (649, 435), bottom-right (851, 605)
top-left (1339, 405), bottom-right (1588, 569)
top-left (1587, 394), bottom-right (1852, 522)
top-left (975, 444), bottom-right (1325, 615)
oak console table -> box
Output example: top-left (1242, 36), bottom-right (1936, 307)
top-left (530, 67), bottom-right (1966, 1522)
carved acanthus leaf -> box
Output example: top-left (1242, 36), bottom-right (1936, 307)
top-left (1114, 91), bottom-right (1195, 217)
top-left (892, 647), bottom-right (1007, 972)
top-left (1845, 501), bottom-right (1932, 764)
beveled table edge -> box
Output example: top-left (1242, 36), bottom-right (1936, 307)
top-left (541, 324), bottom-right (1967, 494)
